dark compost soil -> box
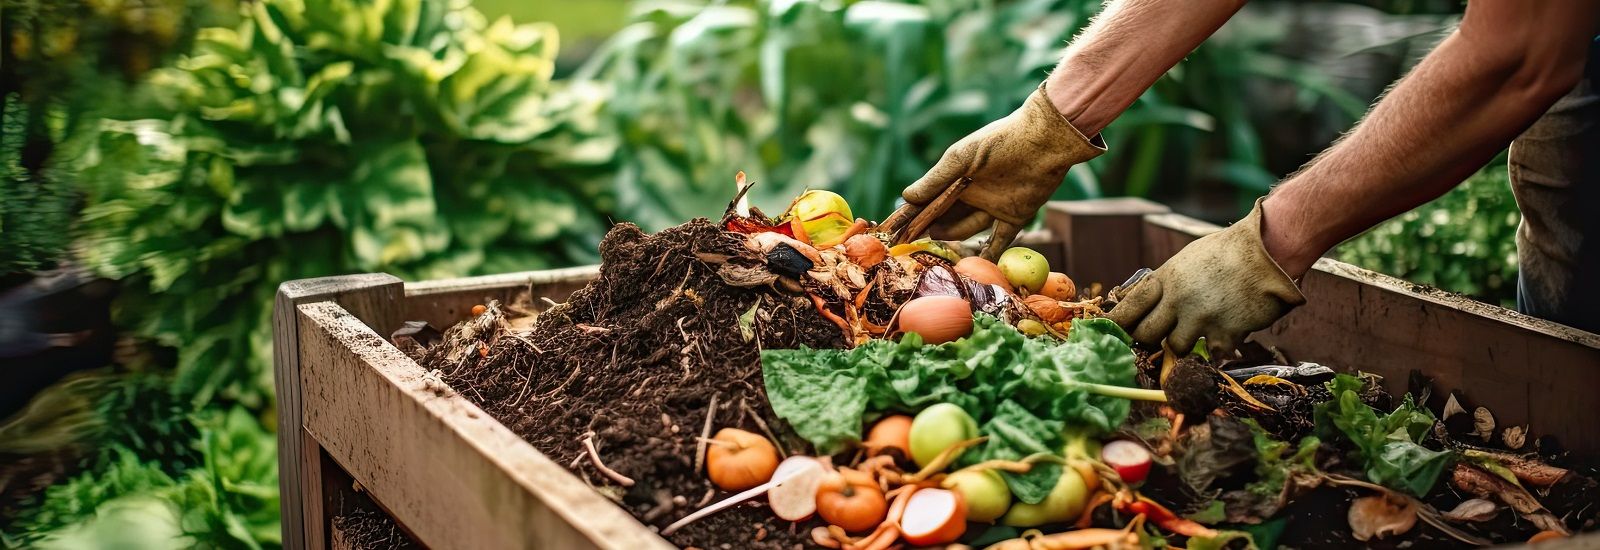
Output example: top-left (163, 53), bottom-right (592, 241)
top-left (413, 220), bottom-right (845, 549)
top-left (398, 221), bottom-right (1596, 549)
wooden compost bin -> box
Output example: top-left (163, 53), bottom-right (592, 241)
top-left (272, 198), bottom-right (1600, 550)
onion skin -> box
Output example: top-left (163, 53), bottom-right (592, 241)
top-left (1022, 295), bottom-right (1067, 324)
top-left (954, 257), bottom-right (1011, 290)
top-left (898, 296), bottom-right (973, 344)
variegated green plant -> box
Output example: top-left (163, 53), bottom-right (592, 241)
top-left (76, 0), bottom-right (615, 410)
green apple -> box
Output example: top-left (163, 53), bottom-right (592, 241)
top-left (909, 403), bottom-right (979, 467)
top-left (999, 467), bottom-right (1088, 527)
top-left (943, 469), bottom-right (1012, 522)
top-left (997, 247), bottom-right (1050, 294)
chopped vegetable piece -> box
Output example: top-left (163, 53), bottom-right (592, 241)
top-left (768, 457), bottom-right (829, 522)
top-left (1100, 440), bottom-right (1152, 485)
top-left (900, 488), bottom-right (967, 546)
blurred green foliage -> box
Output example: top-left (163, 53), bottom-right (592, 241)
top-left (1338, 164), bottom-right (1520, 307)
top-left (6, 0), bottom-right (613, 546)
top-left (9, 404), bottom-right (279, 548)
top-left (76, 0), bottom-right (612, 410)
top-left (574, 0), bottom-right (1372, 229)
top-left (0, 0), bottom-right (231, 274)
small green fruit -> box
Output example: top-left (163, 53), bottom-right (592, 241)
top-left (1000, 467), bottom-right (1088, 527)
top-left (943, 470), bottom-right (1012, 522)
top-left (997, 247), bottom-right (1050, 294)
top-left (909, 403), bottom-right (979, 467)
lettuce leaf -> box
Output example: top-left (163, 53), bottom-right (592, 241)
top-left (1314, 374), bottom-right (1453, 496)
top-left (761, 314), bottom-right (1140, 497)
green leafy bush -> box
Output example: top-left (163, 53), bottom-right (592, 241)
top-left (1337, 166), bottom-right (1520, 307)
top-left (76, 0), bottom-right (614, 409)
top-left (8, 1), bottom-right (613, 545)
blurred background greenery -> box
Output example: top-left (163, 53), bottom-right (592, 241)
top-left (0, 0), bottom-right (1520, 547)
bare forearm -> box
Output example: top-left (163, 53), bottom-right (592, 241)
top-left (1045, 0), bottom-right (1246, 135)
top-left (1262, 2), bottom-right (1598, 277)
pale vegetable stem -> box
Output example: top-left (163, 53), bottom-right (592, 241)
top-left (1080, 383), bottom-right (1167, 403)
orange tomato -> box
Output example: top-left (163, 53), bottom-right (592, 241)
top-left (705, 428), bottom-right (779, 491)
top-left (815, 468), bottom-right (888, 532)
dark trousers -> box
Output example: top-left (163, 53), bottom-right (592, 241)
top-left (1510, 40), bottom-right (1600, 334)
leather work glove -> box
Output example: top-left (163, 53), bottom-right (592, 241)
top-left (895, 81), bottom-right (1106, 260)
top-left (1108, 199), bottom-right (1307, 355)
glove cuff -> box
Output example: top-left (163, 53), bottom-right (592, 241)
top-left (1031, 81), bottom-right (1107, 165)
top-left (1235, 198), bottom-right (1309, 308)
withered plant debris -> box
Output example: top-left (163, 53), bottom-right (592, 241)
top-left (410, 220), bottom-right (845, 549)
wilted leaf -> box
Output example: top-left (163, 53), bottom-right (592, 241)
top-left (1441, 499), bottom-right (1498, 523)
top-left (1502, 425), bottom-right (1526, 450)
top-left (1348, 495), bottom-right (1417, 541)
top-left (1470, 407), bottom-right (1495, 442)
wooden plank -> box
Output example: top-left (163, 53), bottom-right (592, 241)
top-left (294, 300), bottom-right (671, 550)
top-left (403, 266), bottom-right (599, 329)
top-left (1137, 214), bottom-right (1600, 453)
top-left (1044, 199), bottom-right (1172, 293)
top-left (275, 274), bottom-right (404, 550)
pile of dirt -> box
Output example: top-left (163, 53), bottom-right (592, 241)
top-left (414, 219), bottom-right (845, 549)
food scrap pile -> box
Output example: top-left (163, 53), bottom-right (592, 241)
top-left (405, 177), bottom-right (1597, 549)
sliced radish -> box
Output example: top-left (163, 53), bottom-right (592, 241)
top-left (1101, 439), bottom-right (1152, 485)
top-left (899, 488), bottom-right (967, 546)
top-left (768, 457), bottom-right (828, 521)
top-left (663, 456), bottom-right (825, 535)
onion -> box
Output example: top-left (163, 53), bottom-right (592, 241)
top-left (843, 234), bottom-right (888, 268)
top-left (897, 296), bottom-right (973, 344)
top-left (954, 257), bottom-right (1011, 290)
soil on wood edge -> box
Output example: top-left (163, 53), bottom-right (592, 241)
top-left (330, 481), bottom-right (422, 549)
top-left (415, 220), bottom-right (845, 549)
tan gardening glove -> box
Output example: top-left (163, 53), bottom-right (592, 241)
top-left (1108, 199), bottom-right (1307, 355)
top-left (895, 81), bottom-right (1106, 260)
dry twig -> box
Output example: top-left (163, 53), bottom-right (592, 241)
top-left (694, 394), bottom-right (720, 474)
top-left (740, 399), bottom-right (788, 456)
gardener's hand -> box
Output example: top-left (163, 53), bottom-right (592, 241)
top-left (888, 81), bottom-right (1105, 260)
top-left (1108, 199), bottom-right (1306, 355)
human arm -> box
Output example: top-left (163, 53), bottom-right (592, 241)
top-left (1262, 0), bottom-right (1600, 277)
top-left (1110, 0), bottom-right (1600, 353)
top-left (890, 0), bottom-right (1245, 257)
top-left (1046, 0), bottom-right (1247, 135)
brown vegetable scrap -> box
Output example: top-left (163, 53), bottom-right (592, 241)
top-left (1347, 494), bottom-right (1418, 541)
top-left (1451, 463), bottom-right (1570, 535)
